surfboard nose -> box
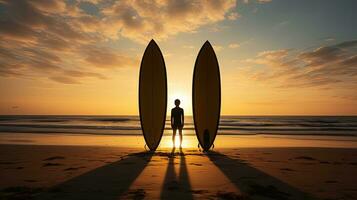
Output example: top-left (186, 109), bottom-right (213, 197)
top-left (149, 39), bottom-right (158, 47)
top-left (203, 40), bottom-right (212, 48)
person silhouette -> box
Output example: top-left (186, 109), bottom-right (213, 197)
top-left (171, 99), bottom-right (184, 148)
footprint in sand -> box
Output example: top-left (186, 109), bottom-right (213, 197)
top-left (42, 163), bottom-right (63, 167)
top-left (43, 156), bottom-right (65, 161)
top-left (293, 156), bottom-right (316, 161)
top-left (63, 166), bottom-right (86, 171)
top-left (280, 168), bottom-right (295, 172)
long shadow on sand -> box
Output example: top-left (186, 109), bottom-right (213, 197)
top-left (207, 151), bottom-right (317, 200)
top-left (161, 147), bottom-right (193, 200)
top-left (37, 152), bottom-right (153, 200)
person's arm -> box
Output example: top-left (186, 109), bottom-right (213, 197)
top-left (181, 109), bottom-right (184, 127)
top-left (171, 109), bottom-right (173, 127)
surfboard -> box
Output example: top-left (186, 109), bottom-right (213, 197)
top-left (192, 41), bottom-right (221, 151)
top-left (139, 39), bottom-right (167, 151)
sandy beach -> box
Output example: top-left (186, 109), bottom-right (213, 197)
top-left (1, 135), bottom-right (357, 200)
top-left (1, 0), bottom-right (357, 199)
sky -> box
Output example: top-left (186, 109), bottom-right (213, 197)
top-left (0, 0), bottom-right (357, 115)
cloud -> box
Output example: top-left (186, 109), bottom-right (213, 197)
top-left (0, 0), bottom-right (245, 83)
top-left (49, 76), bottom-right (81, 84)
top-left (98, 0), bottom-right (238, 42)
top-left (325, 38), bottom-right (335, 42)
top-left (258, 0), bottom-right (272, 3)
top-left (213, 45), bottom-right (223, 52)
top-left (63, 69), bottom-right (106, 79)
top-left (242, 0), bottom-right (272, 4)
top-left (28, 0), bottom-right (67, 14)
top-left (0, 20), bottom-right (37, 41)
top-left (228, 43), bottom-right (240, 48)
top-left (80, 45), bottom-right (137, 68)
top-left (49, 69), bottom-right (106, 84)
top-left (243, 40), bottom-right (357, 88)
top-left (227, 12), bottom-right (240, 20)
top-left (0, 0), bottom-right (137, 84)
top-left (0, 64), bottom-right (24, 77)
top-left (183, 45), bottom-right (195, 49)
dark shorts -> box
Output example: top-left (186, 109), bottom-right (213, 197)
top-left (172, 124), bottom-right (183, 131)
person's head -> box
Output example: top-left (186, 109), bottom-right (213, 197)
top-left (174, 99), bottom-right (180, 107)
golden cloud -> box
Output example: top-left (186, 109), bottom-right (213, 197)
top-left (0, 0), bottom-right (239, 83)
top-left (242, 40), bottom-right (357, 88)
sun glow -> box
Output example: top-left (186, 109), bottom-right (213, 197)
top-left (168, 91), bottom-right (192, 115)
top-left (160, 130), bottom-right (197, 149)
top-left (174, 134), bottom-right (181, 148)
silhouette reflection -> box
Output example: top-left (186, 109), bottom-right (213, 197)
top-left (207, 151), bottom-right (317, 200)
top-left (161, 147), bottom-right (193, 200)
top-left (37, 152), bottom-right (153, 200)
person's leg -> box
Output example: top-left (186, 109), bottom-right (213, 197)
top-left (179, 128), bottom-right (183, 147)
top-left (172, 128), bottom-right (177, 146)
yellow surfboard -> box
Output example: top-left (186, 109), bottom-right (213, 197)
top-left (139, 40), bottom-right (167, 151)
top-left (193, 41), bottom-right (221, 151)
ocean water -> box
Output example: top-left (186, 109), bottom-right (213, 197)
top-left (0, 115), bottom-right (356, 137)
